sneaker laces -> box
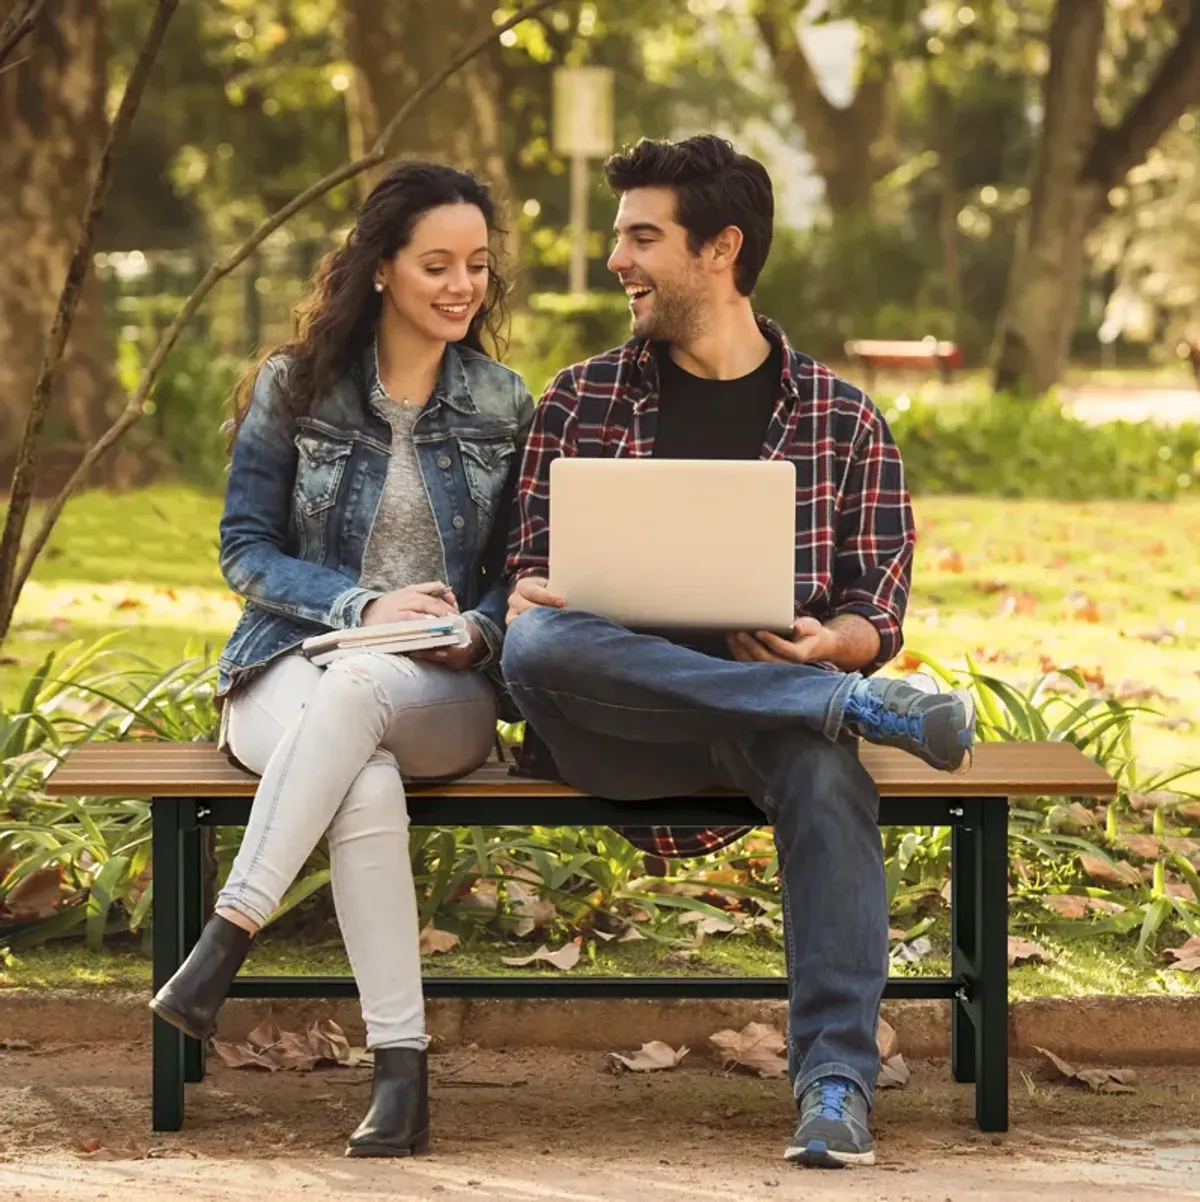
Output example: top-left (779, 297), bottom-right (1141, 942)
top-left (852, 690), bottom-right (925, 742)
top-left (813, 1078), bottom-right (853, 1121)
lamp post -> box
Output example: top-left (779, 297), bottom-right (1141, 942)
top-left (552, 66), bottom-right (614, 295)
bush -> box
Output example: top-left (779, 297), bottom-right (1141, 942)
top-left (115, 330), bottom-right (240, 491)
top-left (886, 392), bottom-right (1200, 500)
top-left (751, 221), bottom-right (995, 366)
top-left (2, 638), bottom-right (1197, 958)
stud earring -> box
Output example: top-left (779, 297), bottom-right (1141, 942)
top-left (374, 282), bottom-right (384, 293)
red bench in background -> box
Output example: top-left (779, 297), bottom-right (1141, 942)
top-left (844, 337), bottom-right (962, 391)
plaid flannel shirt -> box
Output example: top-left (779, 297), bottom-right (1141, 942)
top-left (505, 316), bottom-right (916, 859)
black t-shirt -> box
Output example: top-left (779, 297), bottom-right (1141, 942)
top-left (651, 342), bottom-right (781, 460)
top-left (650, 341), bottom-right (783, 658)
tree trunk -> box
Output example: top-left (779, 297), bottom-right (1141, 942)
top-left (0, 0), bottom-right (114, 466)
top-left (993, 0), bottom-right (1105, 395)
top-left (339, 0), bottom-right (520, 270)
top-left (994, 0), bottom-right (1200, 395)
top-left (754, 8), bottom-right (894, 222)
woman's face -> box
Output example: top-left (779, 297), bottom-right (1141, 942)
top-left (376, 203), bottom-right (490, 343)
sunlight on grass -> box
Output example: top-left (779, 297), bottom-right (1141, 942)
top-left (3, 487), bottom-right (1199, 782)
top-left (4, 932), bottom-right (1196, 998)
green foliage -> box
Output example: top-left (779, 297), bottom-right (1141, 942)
top-left (886, 392), bottom-right (1200, 500)
top-left (2, 635), bottom-right (1197, 964)
top-left (0, 641), bottom-right (218, 953)
top-left (752, 221), bottom-right (999, 365)
top-left (508, 291), bottom-right (632, 394)
top-left (896, 652), bottom-right (1200, 950)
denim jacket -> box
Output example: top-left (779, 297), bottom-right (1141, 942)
top-left (216, 341), bottom-right (534, 698)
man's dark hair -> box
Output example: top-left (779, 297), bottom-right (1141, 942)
top-left (603, 134), bottom-right (774, 295)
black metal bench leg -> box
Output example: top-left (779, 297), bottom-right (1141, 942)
top-left (151, 797), bottom-right (185, 1131)
top-left (950, 818), bottom-right (977, 1084)
top-left (181, 806), bottom-right (206, 1085)
top-left (973, 798), bottom-right (1010, 1132)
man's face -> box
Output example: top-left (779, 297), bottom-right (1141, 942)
top-left (607, 186), bottom-right (707, 343)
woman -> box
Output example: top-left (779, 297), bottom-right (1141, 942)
top-left (150, 161), bottom-right (533, 1158)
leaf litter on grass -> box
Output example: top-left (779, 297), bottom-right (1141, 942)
top-left (1162, 936), bottom-right (1200, 972)
top-left (500, 939), bottom-right (582, 970)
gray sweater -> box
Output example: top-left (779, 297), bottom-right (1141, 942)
top-left (358, 384), bottom-right (447, 593)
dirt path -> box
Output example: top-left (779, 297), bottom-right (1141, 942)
top-left (1, 1043), bottom-right (1198, 1200)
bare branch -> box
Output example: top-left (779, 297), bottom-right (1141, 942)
top-left (0, 0), bottom-right (45, 70)
top-left (0, 0), bottom-right (179, 638)
top-left (7, 0), bottom-right (564, 614)
top-left (1084, 2), bottom-right (1200, 192)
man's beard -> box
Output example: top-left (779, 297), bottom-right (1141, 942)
top-left (631, 277), bottom-right (705, 344)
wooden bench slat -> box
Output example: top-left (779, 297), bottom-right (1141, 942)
top-left (42, 740), bottom-right (1118, 799)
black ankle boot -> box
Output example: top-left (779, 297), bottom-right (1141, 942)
top-left (345, 1047), bottom-right (430, 1158)
top-left (148, 913), bottom-right (252, 1041)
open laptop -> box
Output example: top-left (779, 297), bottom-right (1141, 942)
top-left (548, 458), bottom-right (796, 634)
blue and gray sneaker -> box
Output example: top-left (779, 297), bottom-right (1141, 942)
top-left (843, 673), bottom-right (975, 775)
top-left (785, 1076), bottom-right (874, 1168)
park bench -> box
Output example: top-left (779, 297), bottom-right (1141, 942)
top-left (844, 337), bottom-right (962, 390)
top-left (45, 739), bottom-right (1116, 1136)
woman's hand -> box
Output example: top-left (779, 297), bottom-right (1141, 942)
top-left (415, 617), bottom-right (487, 671)
top-left (362, 581), bottom-right (458, 625)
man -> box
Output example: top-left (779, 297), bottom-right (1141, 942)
top-left (500, 135), bottom-right (974, 1169)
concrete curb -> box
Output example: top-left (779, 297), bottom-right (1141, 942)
top-left (3, 990), bottom-right (1199, 1064)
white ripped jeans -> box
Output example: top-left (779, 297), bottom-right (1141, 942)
top-left (216, 652), bottom-right (498, 1049)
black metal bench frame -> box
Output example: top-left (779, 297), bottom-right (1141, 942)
top-left (151, 790), bottom-right (1009, 1134)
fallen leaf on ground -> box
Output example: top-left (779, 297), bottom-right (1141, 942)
top-left (890, 936), bottom-right (934, 964)
top-left (708, 1022), bottom-right (788, 1078)
top-left (1064, 592), bottom-right (1102, 623)
top-left (1035, 1046), bottom-right (1136, 1093)
top-left (1078, 854), bottom-right (1142, 889)
top-left (876, 1018), bottom-right (898, 1060)
top-left (877, 1055), bottom-right (910, 1089)
top-left (1041, 894), bottom-right (1125, 920)
top-left (888, 927), bottom-right (906, 942)
top-left (1133, 625), bottom-right (1176, 645)
top-left (1163, 937), bottom-right (1200, 972)
top-left (1113, 680), bottom-right (1167, 703)
top-left (933, 548), bottom-right (965, 573)
top-left (506, 882), bottom-right (556, 937)
top-left (1115, 834), bottom-right (1163, 861)
top-left (419, 924), bottom-right (459, 955)
top-left (1180, 802), bottom-right (1200, 825)
top-left (608, 1041), bottom-right (689, 1073)
top-left (212, 1017), bottom-right (358, 1072)
top-left (617, 926), bottom-right (647, 942)
top-left (1065, 802), bottom-right (1099, 829)
top-left (999, 592), bottom-right (1038, 617)
top-left (0, 866), bottom-right (66, 920)
top-left (1008, 937), bottom-right (1051, 967)
top-left (972, 579), bottom-right (1008, 595)
top-left (500, 940), bottom-right (581, 970)
top-left (677, 911), bottom-right (738, 935)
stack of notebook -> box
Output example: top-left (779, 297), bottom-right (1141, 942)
top-left (300, 615), bottom-right (471, 667)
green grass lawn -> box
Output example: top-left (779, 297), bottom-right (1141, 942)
top-left (4, 485), bottom-right (1198, 782)
top-left (4, 926), bottom-right (1197, 999)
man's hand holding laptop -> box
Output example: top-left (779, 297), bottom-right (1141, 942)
top-left (506, 575), bottom-right (565, 626)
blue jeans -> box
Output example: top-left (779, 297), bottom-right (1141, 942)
top-left (501, 607), bottom-right (888, 1106)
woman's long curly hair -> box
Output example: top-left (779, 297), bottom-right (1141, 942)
top-left (230, 160), bottom-right (510, 436)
